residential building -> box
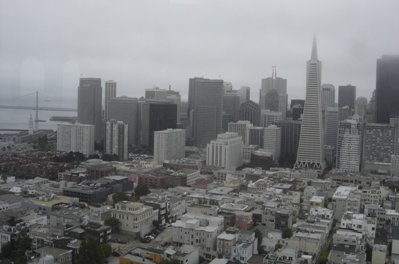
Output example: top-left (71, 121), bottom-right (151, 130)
top-left (331, 186), bottom-right (362, 220)
top-left (112, 201), bottom-right (158, 237)
top-left (153, 129), bottom-right (185, 164)
top-left (57, 123), bottom-right (95, 155)
top-left (105, 119), bottom-right (128, 160)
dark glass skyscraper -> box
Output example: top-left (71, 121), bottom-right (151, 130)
top-left (376, 55), bottom-right (399, 123)
top-left (338, 85), bottom-right (356, 109)
top-left (77, 78), bottom-right (103, 143)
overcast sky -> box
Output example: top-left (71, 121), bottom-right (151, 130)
top-left (1, 0), bottom-right (399, 103)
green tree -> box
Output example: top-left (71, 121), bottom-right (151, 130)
top-left (318, 250), bottom-right (329, 264)
top-left (282, 228), bottom-right (293, 239)
top-left (134, 184), bottom-right (150, 198)
top-left (254, 229), bottom-right (263, 253)
top-left (1, 235), bottom-right (32, 264)
top-left (274, 243), bottom-right (283, 251)
top-left (104, 217), bottom-right (121, 233)
top-left (75, 238), bottom-right (105, 264)
top-left (100, 243), bottom-right (112, 258)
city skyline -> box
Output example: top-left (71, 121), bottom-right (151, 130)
top-left (1, 1), bottom-right (399, 101)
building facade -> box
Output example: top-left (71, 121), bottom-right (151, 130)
top-left (57, 123), bottom-right (95, 155)
top-left (154, 129), bottom-right (185, 164)
top-left (105, 119), bottom-right (128, 160)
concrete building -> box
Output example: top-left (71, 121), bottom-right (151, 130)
top-left (362, 123), bottom-right (395, 173)
top-left (263, 125), bottom-right (281, 162)
top-left (336, 118), bottom-right (362, 173)
top-left (290, 99), bottom-right (305, 121)
top-left (223, 91), bottom-right (241, 123)
top-left (260, 68), bottom-right (288, 119)
top-left (332, 186), bottom-right (362, 221)
top-left (104, 80), bottom-right (117, 121)
top-left (338, 85), bottom-right (356, 110)
top-left (278, 120), bottom-right (301, 166)
top-left (57, 123), bottom-right (95, 155)
top-left (239, 86), bottom-right (250, 104)
top-left (294, 36), bottom-right (325, 171)
top-left (356, 97), bottom-right (368, 118)
top-left (112, 201), bottom-right (158, 238)
top-left (108, 96), bottom-right (139, 146)
top-left (172, 213), bottom-right (224, 260)
top-left (188, 77), bottom-right (224, 147)
top-left (376, 55), bottom-right (399, 123)
top-left (321, 83), bottom-right (335, 111)
top-left (392, 155), bottom-right (399, 176)
top-left (206, 132), bottom-right (244, 171)
top-left (77, 78), bottom-right (103, 143)
top-left (228, 120), bottom-right (252, 145)
top-left (260, 110), bottom-right (282, 128)
top-left (239, 101), bottom-right (260, 126)
top-left (153, 129), bottom-right (185, 164)
top-left (145, 87), bottom-right (182, 124)
top-left (105, 119), bottom-right (128, 160)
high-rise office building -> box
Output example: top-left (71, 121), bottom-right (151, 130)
top-left (139, 100), bottom-right (177, 148)
top-left (105, 119), bottom-right (128, 161)
top-left (324, 106), bottom-right (339, 147)
top-left (188, 78), bottom-right (224, 147)
top-left (260, 68), bottom-right (288, 119)
top-left (239, 100), bottom-right (260, 126)
top-left (376, 55), bottom-right (399, 123)
top-left (263, 124), bottom-right (281, 162)
top-left (108, 96), bottom-right (139, 146)
top-left (355, 97), bottom-right (368, 119)
top-left (239, 86), bottom-right (250, 104)
top-left (336, 118), bottom-right (362, 173)
top-left (145, 87), bottom-right (182, 124)
top-left (321, 84), bottom-right (335, 111)
top-left (248, 126), bottom-right (264, 147)
top-left (290, 99), bottom-right (305, 121)
top-left (260, 110), bottom-right (282, 128)
top-left (294, 36), bottom-right (325, 171)
top-left (228, 120), bottom-right (252, 145)
top-left (338, 85), bottom-right (356, 110)
top-left (57, 123), bottom-right (95, 155)
top-left (206, 132), bottom-right (243, 170)
top-left (223, 91), bottom-right (241, 123)
top-left (278, 120), bottom-right (301, 166)
top-left (77, 78), bottom-right (103, 143)
top-left (105, 80), bottom-right (117, 121)
top-left (153, 129), bottom-right (185, 164)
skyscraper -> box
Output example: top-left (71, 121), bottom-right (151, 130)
top-left (228, 120), bottom-right (252, 145)
top-left (294, 36), bottom-right (325, 171)
top-left (57, 123), bottom-right (95, 155)
top-left (145, 87), bottom-right (182, 124)
top-left (206, 132), bottom-right (243, 170)
top-left (260, 68), bottom-right (288, 119)
top-left (77, 78), bottom-right (103, 143)
top-left (260, 109), bottom-right (282, 128)
top-left (188, 78), bottom-right (224, 147)
top-left (324, 106), bottom-right (338, 147)
top-left (338, 85), bottom-right (356, 110)
top-left (223, 91), bottom-right (241, 123)
top-left (376, 55), bottom-right (399, 123)
top-left (321, 84), bottom-right (335, 111)
top-left (263, 124), bottom-right (281, 162)
top-left (239, 86), bottom-right (250, 104)
top-left (105, 80), bottom-right (117, 121)
top-left (105, 119), bottom-right (128, 161)
top-left (239, 100), bottom-right (260, 126)
top-left (278, 120), bottom-right (301, 166)
top-left (355, 97), bottom-right (368, 119)
top-left (108, 96), bottom-right (139, 147)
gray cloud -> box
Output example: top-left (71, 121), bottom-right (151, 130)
top-left (1, 0), bottom-right (399, 103)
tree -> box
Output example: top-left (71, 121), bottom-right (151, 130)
top-left (365, 243), bottom-right (372, 261)
top-left (282, 228), bottom-right (293, 239)
top-left (100, 243), bottom-right (112, 258)
top-left (134, 184), bottom-right (150, 199)
top-left (318, 250), bottom-right (329, 264)
top-left (113, 192), bottom-right (130, 203)
top-left (75, 238), bottom-right (105, 264)
top-left (104, 217), bottom-right (121, 233)
top-left (1, 235), bottom-right (31, 264)
top-left (254, 229), bottom-right (263, 253)
top-left (274, 243), bottom-right (283, 251)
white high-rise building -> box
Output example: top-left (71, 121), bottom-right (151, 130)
top-left (206, 132), bottom-right (244, 170)
top-left (105, 80), bottom-right (117, 121)
top-left (153, 129), bottom-right (185, 164)
top-left (294, 36), bottom-right (325, 171)
top-left (336, 118), bottom-right (362, 173)
top-left (105, 119), bottom-right (128, 160)
top-left (57, 123), bottom-right (95, 155)
top-left (321, 84), bottom-right (335, 111)
top-left (228, 120), bottom-right (252, 145)
top-left (263, 124), bottom-right (281, 162)
top-left (260, 110), bottom-right (282, 128)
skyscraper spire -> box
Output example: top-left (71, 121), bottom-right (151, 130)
top-left (311, 34), bottom-right (318, 60)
